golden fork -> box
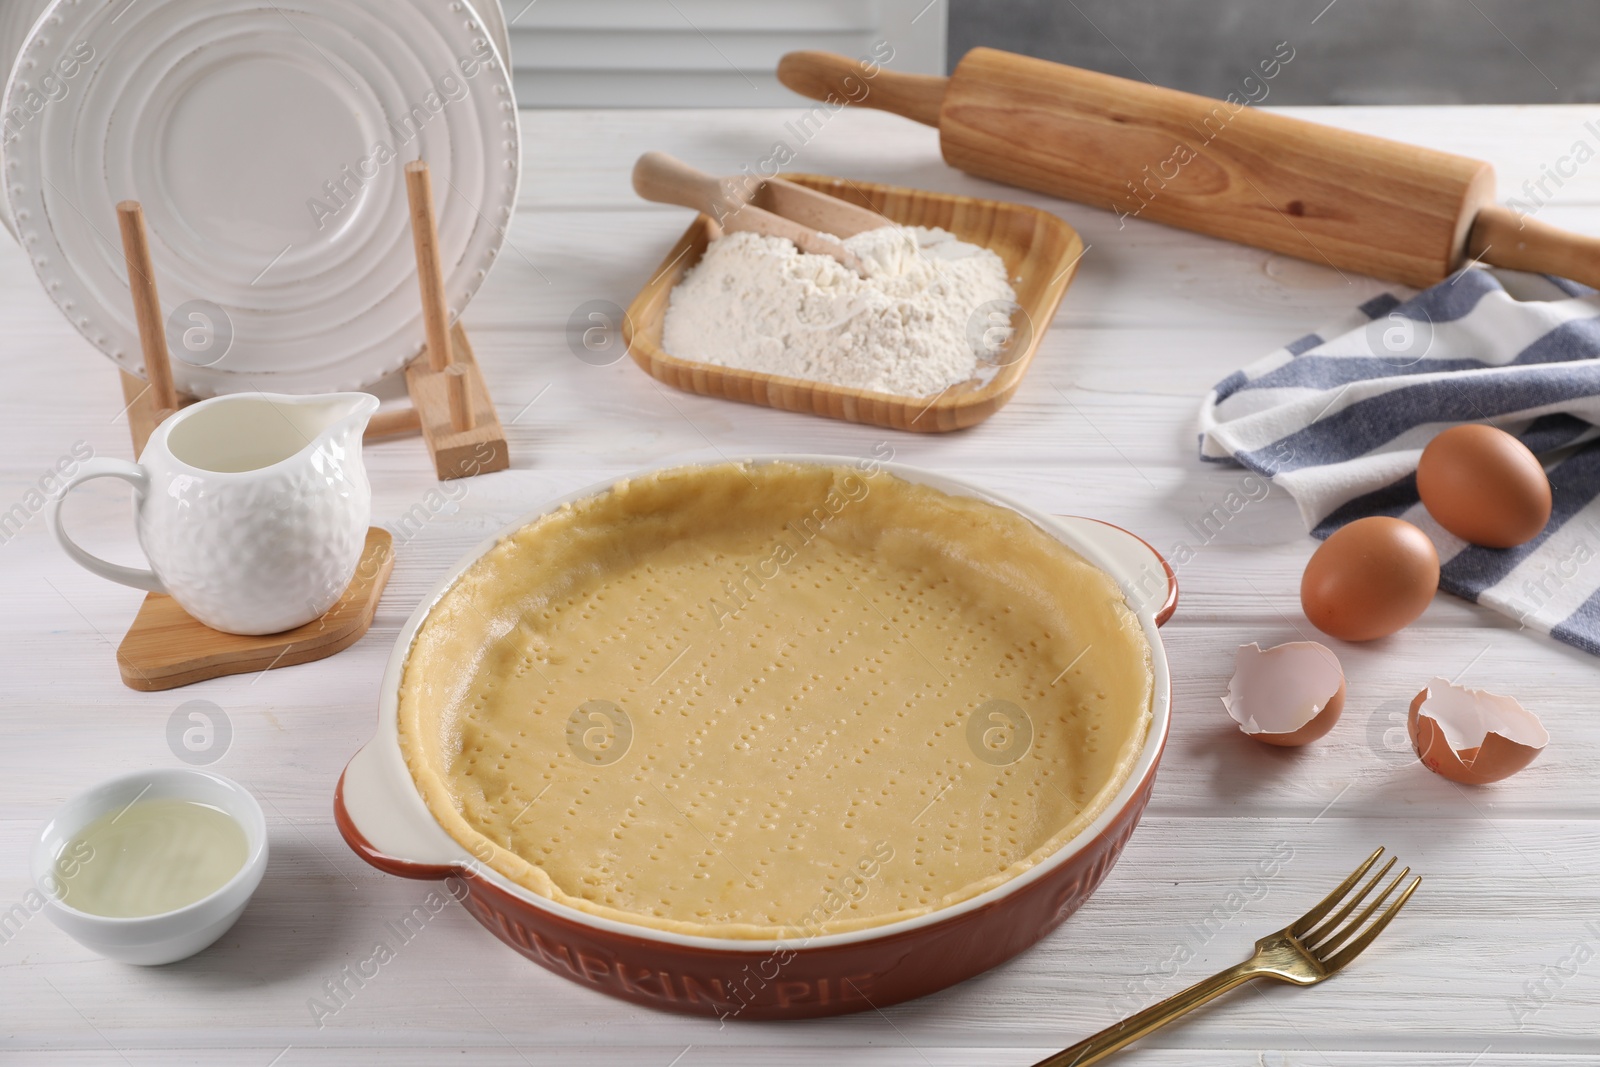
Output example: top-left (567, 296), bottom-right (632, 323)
top-left (1033, 847), bottom-right (1421, 1067)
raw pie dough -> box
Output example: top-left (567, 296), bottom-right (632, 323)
top-left (398, 462), bottom-right (1153, 939)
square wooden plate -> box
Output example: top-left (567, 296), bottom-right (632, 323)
top-left (622, 174), bottom-right (1084, 433)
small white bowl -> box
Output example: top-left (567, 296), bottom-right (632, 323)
top-left (32, 768), bottom-right (268, 965)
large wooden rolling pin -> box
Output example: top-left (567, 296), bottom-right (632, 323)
top-left (778, 48), bottom-right (1600, 289)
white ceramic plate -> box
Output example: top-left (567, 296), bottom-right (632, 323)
top-left (3, 0), bottom-right (520, 396)
top-left (479, 0), bottom-right (512, 76)
top-left (0, 0), bottom-right (51, 237)
top-left (2, 1), bottom-right (506, 241)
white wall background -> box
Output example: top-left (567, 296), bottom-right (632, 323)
top-left (502, 0), bottom-right (946, 107)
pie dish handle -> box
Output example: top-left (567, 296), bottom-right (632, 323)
top-left (1053, 516), bottom-right (1178, 627)
top-left (334, 739), bottom-right (471, 882)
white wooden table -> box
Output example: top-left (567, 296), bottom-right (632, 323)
top-left (4, 105), bottom-right (1599, 1066)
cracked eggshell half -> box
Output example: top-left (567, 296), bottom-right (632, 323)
top-left (1223, 641), bottom-right (1346, 747)
top-left (1408, 678), bottom-right (1548, 785)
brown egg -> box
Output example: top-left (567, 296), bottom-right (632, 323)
top-left (1416, 424), bottom-right (1551, 548)
top-left (1408, 678), bottom-right (1547, 785)
top-left (1300, 517), bottom-right (1439, 641)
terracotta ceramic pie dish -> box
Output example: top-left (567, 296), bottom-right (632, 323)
top-left (335, 456), bottom-right (1175, 1019)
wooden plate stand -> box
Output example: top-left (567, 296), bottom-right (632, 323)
top-left (116, 160), bottom-right (509, 479)
top-left (108, 161), bottom-right (505, 690)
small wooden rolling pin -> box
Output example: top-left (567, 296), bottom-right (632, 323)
top-left (778, 48), bottom-right (1600, 289)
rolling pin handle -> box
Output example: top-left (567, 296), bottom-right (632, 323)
top-left (776, 51), bottom-right (948, 128)
top-left (1469, 204), bottom-right (1600, 291)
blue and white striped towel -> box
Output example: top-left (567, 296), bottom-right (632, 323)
top-left (1199, 268), bottom-right (1600, 655)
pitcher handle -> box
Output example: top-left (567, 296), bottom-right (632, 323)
top-left (47, 458), bottom-right (167, 594)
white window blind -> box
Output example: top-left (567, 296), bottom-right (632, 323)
top-left (501, 0), bottom-right (947, 107)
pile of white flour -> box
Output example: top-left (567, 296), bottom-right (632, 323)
top-left (661, 224), bottom-right (1017, 398)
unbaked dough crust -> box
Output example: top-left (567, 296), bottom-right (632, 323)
top-left (398, 462), bottom-right (1153, 939)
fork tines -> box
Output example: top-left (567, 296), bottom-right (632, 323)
top-left (1291, 846), bottom-right (1422, 973)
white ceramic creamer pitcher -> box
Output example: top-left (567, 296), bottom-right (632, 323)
top-left (49, 392), bottom-right (379, 635)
